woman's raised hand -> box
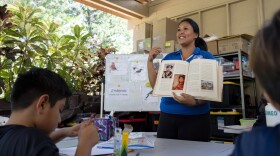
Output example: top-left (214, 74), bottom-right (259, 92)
top-left (148, 47), bottom-right (162, 62)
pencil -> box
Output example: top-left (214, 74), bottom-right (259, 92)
top-left (86, 113), bottom-right (95, 126)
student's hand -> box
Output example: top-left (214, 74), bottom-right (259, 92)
top-left (172, 92), bottom-right (196, 106)
top-left (49, 124), bottom-right (81, 143)
top-left (78, 121), bottom-right (99, 148)
top-left (65, 124), bottom-right (80, 137)
top-left (148, 47), bottom-right (162, 62)
top-left (75, 121), bottom-right (99, 156)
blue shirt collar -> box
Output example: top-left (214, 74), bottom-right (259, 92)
top-left (175, 47), bottom-right (201, 56)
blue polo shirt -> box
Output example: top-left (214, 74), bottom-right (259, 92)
top-left (161, 47), bottom-right (215, 115)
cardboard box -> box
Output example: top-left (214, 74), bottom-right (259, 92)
top-left (136, 38), bottom-right (152, 52)
top-left (152, 17), bottom-right (178, 53)
top-left (136, 39), bottom-right (145, 52)
top-left (164, 40), bottom-right (175, 53)
top-left (218, 34), bottom-right (253, 54)
top-left (133, 23), bottom-right (152, 52)
top-left (207, 40), bottom-right (218, 55)
top-left (145, 38), bottom-right (152, 51)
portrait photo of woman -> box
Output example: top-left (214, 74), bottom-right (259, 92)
top-left (172, 75), bottom-right (185, 90)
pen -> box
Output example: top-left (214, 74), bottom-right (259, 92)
top-left (97, 146), bottom-right (114, 149)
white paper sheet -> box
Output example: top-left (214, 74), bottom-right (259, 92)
top-left (59, 144), bottom-right (113, 156)
top-left (108, 83), bottom-right (129, 100)
top-left (130, 61), bottom-right (146, 81)
top-left (108, 58), bottom-right (128, 75)
top-left (96, 132), bottom-right (156, 150)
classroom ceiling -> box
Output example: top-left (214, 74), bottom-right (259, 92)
top-left (75, 0), bottom-right (167, 19)
top-left (134, 0), bottom-right (155, 5)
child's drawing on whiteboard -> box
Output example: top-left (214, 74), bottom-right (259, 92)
top-left (109, 61), bottom-right (127, 75)
top-left (110, 62), bottom-right (117, 71)
top-left (130, 61), bottom-right (146, 81)
top-left (145, 90), bottom-right (153, 100)
top-left (142, 86), bottom-right (158, 103)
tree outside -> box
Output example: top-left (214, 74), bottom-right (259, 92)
top-left (0, 1), bottom-right (132, 101)
top-left (0, 0), bottom-right (133, 54)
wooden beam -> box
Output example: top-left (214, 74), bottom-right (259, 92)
top-left (258, 0), bottom-right (264, 28)
top-left (75, 0), bottom-right (144, 19)
top-left (226, 4), bottom-right (231, 35)
top-left (135, 0), bottom-right (149, 4)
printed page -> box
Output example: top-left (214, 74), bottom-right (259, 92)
top-left (153, 60), bottom-right (188, 96)
top-left (208, 66), bottom-right (223, 102)
top-left (186, 59), bottom-right (219, 100)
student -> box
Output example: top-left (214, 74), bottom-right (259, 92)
top-left (147, 18), bottom-right (215, 141)
top-left (0, 68), bottom-right (99, 156)
top-left (230, 9), bottom-right (280, 156)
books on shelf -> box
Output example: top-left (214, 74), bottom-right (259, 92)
top-left (152, 59), bottom-right (223, 102)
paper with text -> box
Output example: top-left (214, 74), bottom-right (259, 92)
top-left (107, 83), bottom-right (129, 101)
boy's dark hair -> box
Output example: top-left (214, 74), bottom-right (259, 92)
top-left (10, 68), bottom-right (72, 110)
top-left (179, 18), bottom-right (208, 51)
top-left (250, 9), bottom-right (280, 104)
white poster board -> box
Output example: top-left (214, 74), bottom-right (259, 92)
top-left (104, 54), bottom-right (160, 112)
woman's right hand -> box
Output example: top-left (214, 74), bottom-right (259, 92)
top-left (148, 47), bottom-right (162, 62)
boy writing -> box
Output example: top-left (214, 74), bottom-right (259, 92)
top-left (0, 68), bottom-right (99, 156)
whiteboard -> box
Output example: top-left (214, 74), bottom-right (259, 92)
top-left (104, 54), bottom-right (161, 112)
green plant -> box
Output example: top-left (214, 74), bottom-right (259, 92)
top-left (0, 4), bottom-right (51, 100)
top-left (55, 25), bottom-right (115, 94)
top-left (0, 4), bottom-right (19, 99)
top-left (0, 4), bottom-right (115, 101)
top-left (91, 44), bottom-right (115, 94)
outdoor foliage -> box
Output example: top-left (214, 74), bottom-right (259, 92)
top-left (0, 3), bottom-right (116, 101)
top-left (0, 0), bottom-right (132, 54)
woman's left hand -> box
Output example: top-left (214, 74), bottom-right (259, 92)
top-left (172, 92), bottom-right (196, 106)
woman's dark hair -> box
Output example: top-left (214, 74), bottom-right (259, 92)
top-left (11, 67), bottom-right (72, 110)
top-left (179, 75), bottom-right (185, 80)
top-left (179, 18), bottom-right (208, 51)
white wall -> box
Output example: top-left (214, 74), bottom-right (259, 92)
top-left (130, 0), bottom-right (280, 38)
